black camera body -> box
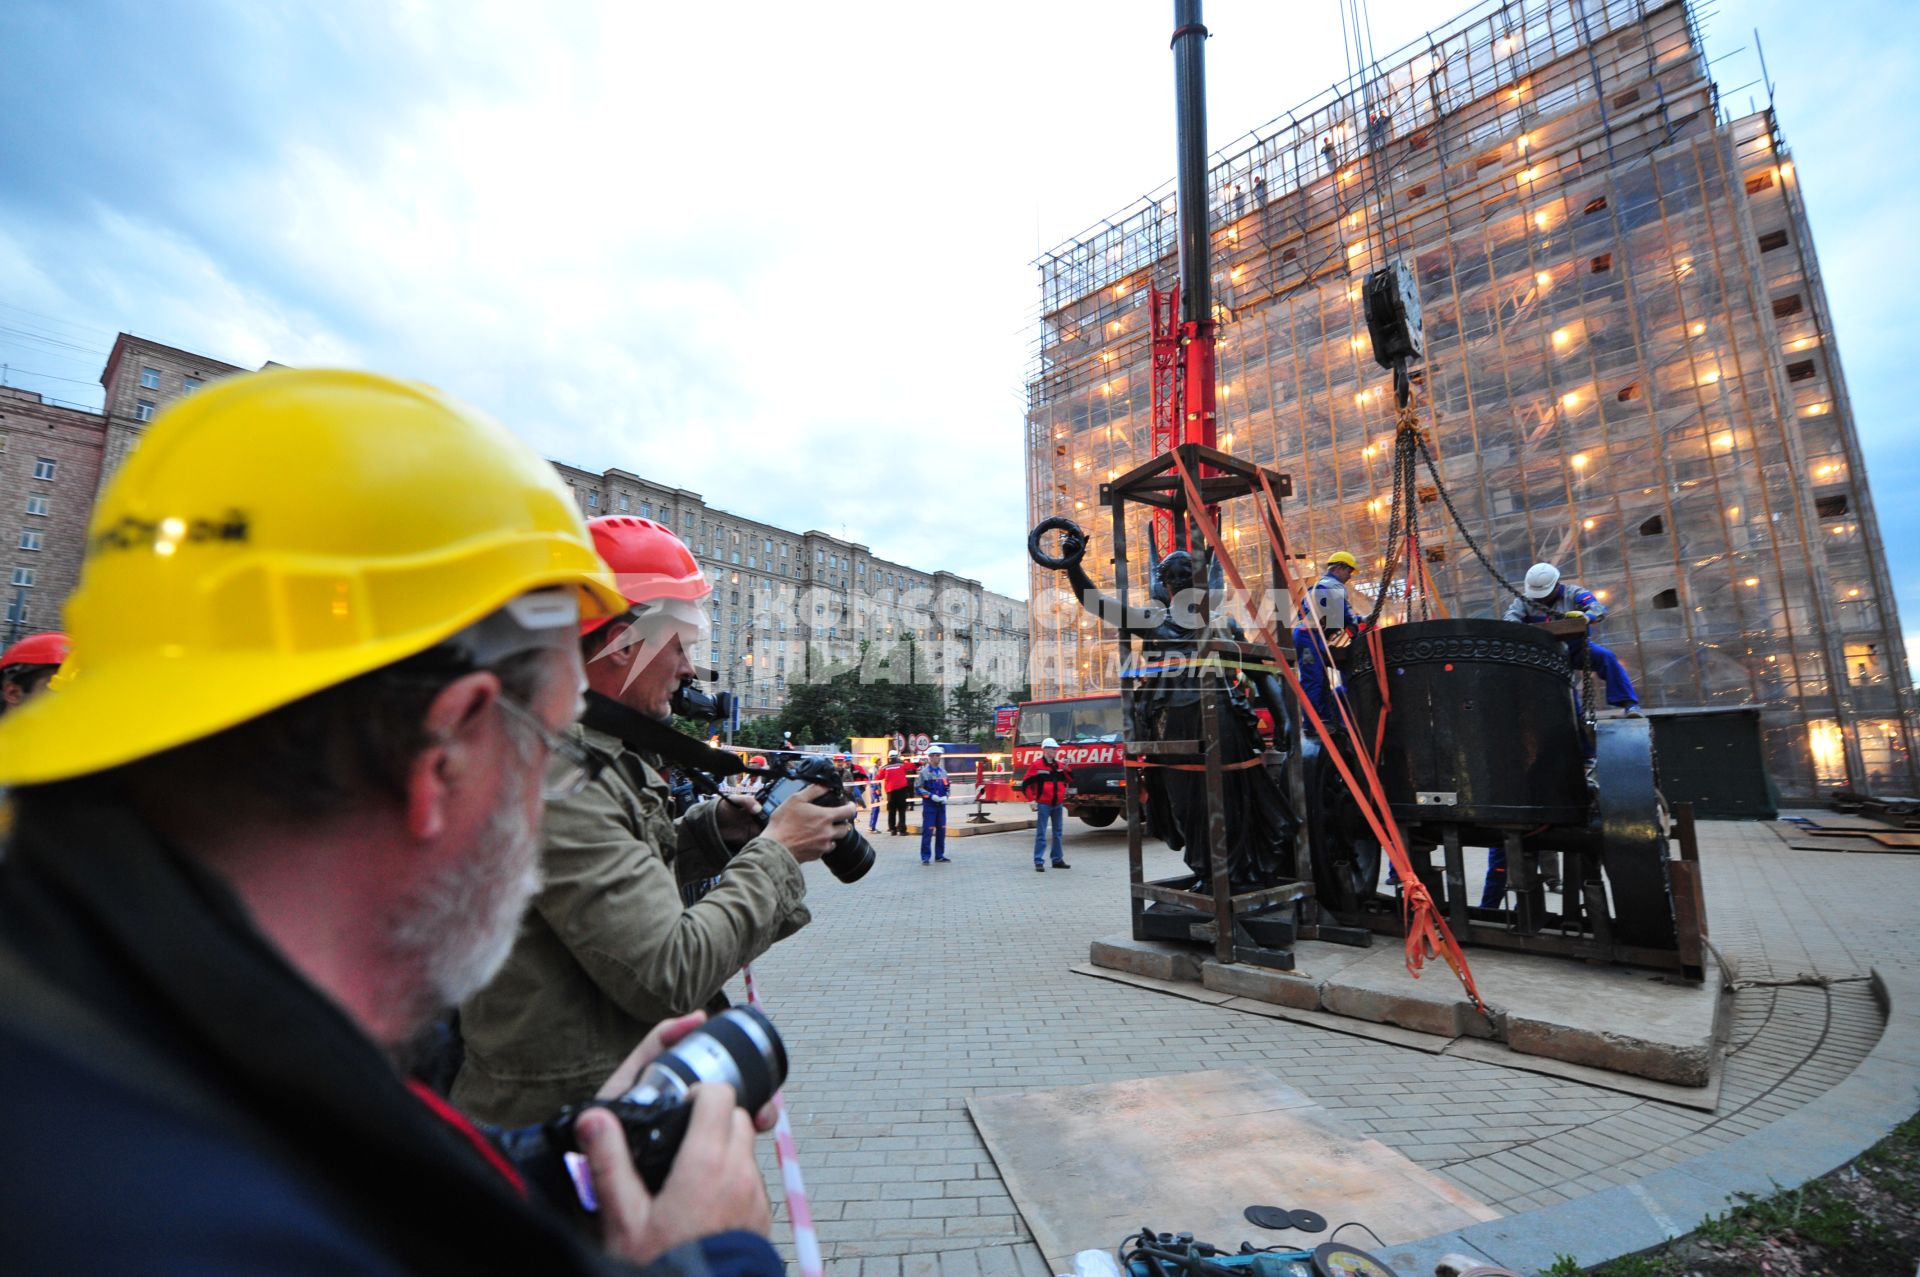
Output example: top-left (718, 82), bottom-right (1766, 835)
top-left (497, 1006), bottom-right (788, 1210)
top-left (670, 682), bottom-right (736, 723)
top-left (755, 754), bottom-right (874, 883)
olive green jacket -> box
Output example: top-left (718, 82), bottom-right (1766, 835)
top-left (451, 721), bottom-right (810, 1127)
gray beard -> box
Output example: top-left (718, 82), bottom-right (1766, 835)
top-left (385, 761), bottom-right (543, 1034)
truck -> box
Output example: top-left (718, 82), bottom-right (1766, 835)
top-left (1009, 693), bottom-right (1127, 827)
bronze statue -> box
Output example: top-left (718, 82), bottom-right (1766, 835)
top-left (1028, 517), bottom-right (1296, 892)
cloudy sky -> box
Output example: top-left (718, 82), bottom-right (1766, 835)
top-left (0, 0), bottom-right (1914, 646)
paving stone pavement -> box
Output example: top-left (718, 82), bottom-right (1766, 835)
top-left (728, 814), bottom-right (1901, 1276)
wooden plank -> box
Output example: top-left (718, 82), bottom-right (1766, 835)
top-left (965, 1068), bottom-right (1495, 1268)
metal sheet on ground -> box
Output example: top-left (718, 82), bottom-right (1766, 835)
top-left (965, 1067), bottom-right (1497, 1271)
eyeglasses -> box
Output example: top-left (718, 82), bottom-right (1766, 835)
top-left (495, 696), bottom-right (606, 800)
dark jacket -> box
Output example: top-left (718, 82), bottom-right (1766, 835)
top-left (454, 722), bottom-right (809, 1128)
top-left (0, 789), bottom-right (781, 1277)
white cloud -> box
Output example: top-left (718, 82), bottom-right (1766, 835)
top-left (1, 0), bottom-right (1916, 626)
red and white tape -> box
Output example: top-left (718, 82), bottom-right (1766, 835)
top-left (742, 964), bottom-right (823, 1277)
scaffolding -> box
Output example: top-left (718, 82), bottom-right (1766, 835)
top-left (1025, 0), bottom-right (1915, 797)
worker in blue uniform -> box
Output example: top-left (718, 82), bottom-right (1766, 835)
top-left (1502, 562), bottom-right (1640, 713)
top-left (916, 745), bottom-right (952, 864)
top-left (1483, 563), bottom-right (1641, 906)
top-left (1293, 551), bottom-right (1359, 721)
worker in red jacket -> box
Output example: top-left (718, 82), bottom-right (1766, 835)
top-left (881, 751), bottom-right (913, 836)
top-left (1019, 738), bottom-right (1072, 872)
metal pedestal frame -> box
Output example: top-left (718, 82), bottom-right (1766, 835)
top-left (1099, 444), bottom-right (1329, 969)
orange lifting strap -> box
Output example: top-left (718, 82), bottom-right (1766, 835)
top-left (1168, 450), bottom-right (1485, 1012)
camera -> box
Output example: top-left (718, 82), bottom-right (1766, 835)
top-left (497, 1006), bottom-right (788, 1210)
top-left (755, 754), bottom-right (875, 883)
top-left (671, 681), bottom-right (736, 723)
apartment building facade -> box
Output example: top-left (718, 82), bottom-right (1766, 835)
top-left (1025, 0), bottom-right (1912, 795)
top-left (552, 463), bottom-right (1030, 720)
top-left (13, 332), bottom-right (1028, 716)
top-left (0, 387), bottom-right (108, 643)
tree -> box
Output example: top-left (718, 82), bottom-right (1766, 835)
top-left (734, 716), bottom-right (787, 749)
top-left (947, 681), bottom-right (998, 746)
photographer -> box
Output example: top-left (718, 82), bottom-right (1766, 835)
top-left (0, 370), bottom-right (778, 1276)
top-left (455, 515), bottom-right (854, 1128)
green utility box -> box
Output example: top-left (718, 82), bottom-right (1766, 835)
top-left (1645, 706), bottom-right (1778, 820)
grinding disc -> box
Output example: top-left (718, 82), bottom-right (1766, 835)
top-left (1310, 1243), bottom-right (1399, 1277)
top-left (1288, 1210), bottom-right (1328, 1234)
top-left (1244, 1205), bottom-right (1294, 1230)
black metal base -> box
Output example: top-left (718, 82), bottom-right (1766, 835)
top-left (1135, 901), bottom-right (1299, 970)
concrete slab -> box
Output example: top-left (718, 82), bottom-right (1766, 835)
top-left (965, 1068), bottom-right (1498, 1268)
top-left (1089, 931), bottom-right (1723, 1088)
top-left (1443, 1034), bottom-right (1723, 1110)
top-left (1496, 952), bottom-right (1723, 1087)
top-left (1319, 946), bottom-right (1498, 1040)
top-left (1089, 933), bottom-right (1205, 983)
top-left (1200, 960), bottom-right (1321, 1009)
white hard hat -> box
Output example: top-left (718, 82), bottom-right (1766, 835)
top-left (1041, 737), bottom-right (1059, 749)
top-left (926, 744), bottom-right (944, 755)
top-left (1523, 562), bottom-right (1561, 599)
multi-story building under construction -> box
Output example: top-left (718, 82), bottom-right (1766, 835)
top-left (1025, 0), bottom-right (1913, 796)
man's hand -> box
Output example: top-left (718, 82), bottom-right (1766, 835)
top-left (581, 1014), bottom-right (774, 1266)
top-left (714, 793), bottom-right (765, 847)
top-left (763, 783), bottom-right (855, 863)
top-left (579, 1086), bottom-right (770, 1265)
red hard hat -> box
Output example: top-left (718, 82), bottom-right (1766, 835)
top-left (749, 755), bottom-right (768, 768)
top-left (0, 631), bottom-right (71, 672)
top-left (581, 516), bottom-right (709, 635)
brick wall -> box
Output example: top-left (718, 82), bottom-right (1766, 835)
top-left (0, 388), bottom-right (107, 640)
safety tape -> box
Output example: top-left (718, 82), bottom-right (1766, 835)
top-left (740, 965), bottom-right (823, 1277)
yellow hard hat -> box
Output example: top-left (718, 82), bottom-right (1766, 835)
top-left (1327, 551), bottom-right (1358, 570)
top-left (0, 368), bottom-right (625, 786)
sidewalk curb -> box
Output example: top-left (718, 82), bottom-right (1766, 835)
top-left (1380, 968), bottom-right (1917, 1275)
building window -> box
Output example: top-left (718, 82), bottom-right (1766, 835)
top-left (25, 495), bottom-right (49, 517)
top-left (617, 493), bottom-right (630, 511)
top-left (134, 400), bottom-right (156, 422)
top-left (586, 491), bottom-right (599, 509)
top-left (183, 376), bottom-right (204, 393)
top-left (139, 367), bottom-right (161, 390)
top-left (10, 567), bottom-right (33, 587)
top-left (32, 458), bottom-right (56, 481)
top-left (4, 598), bottom-right (26, 625)
top-left (683, 512), bottom-right (694, 527)
top-left (641, 502), bottom-right (652, 518)
top-left (18, 531), bottom-right (41, 551)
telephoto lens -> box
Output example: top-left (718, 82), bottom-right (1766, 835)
top-left (497, 1006), bottom-right (789, 1210)
top-left (821, 825), bottom-right (876, 883)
